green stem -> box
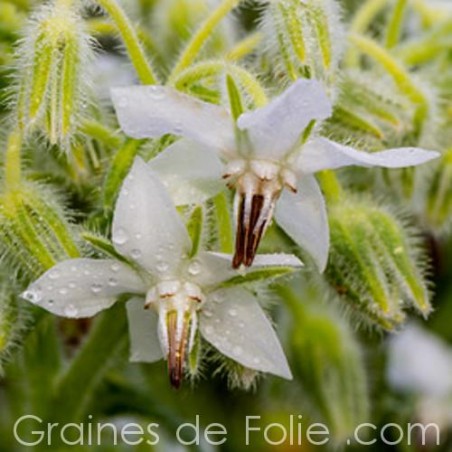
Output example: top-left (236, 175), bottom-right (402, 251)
top-left (49, 303), bottom-right (128, 423)
top-left (168, 0), bottom-right (239, 81)
top-left (4, 129), bottom-right (22, 191)
top-left (345, 0), bottom-right (389, 67)
top-left (95, 0), bottom-right (158, 84)
top-left (225, 33), bottom-right (262, 62)
top-left (173, 61), bottom-right (267, 107)
top-left (349, 33), bottom-right (428, 133)
top-left (385, 0), bottom-right (408, 49)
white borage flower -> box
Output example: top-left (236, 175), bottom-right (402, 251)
top-left (111, 80), bottom-right (440, 271)
top-left (21, 157), bottom-right (301, 387)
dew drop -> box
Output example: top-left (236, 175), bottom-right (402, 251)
top-left (91, 283), bottom-right (103, 294)
top-left (22, 290), bottom-right (42, 304)
top-left (111, 263), bottom-right (121, 272)
top-left (68, 282), bottom-right (76, 289)
top-left (253, 357), bottom-right (261, 365)
top-left (113, 228), bottom-right (129, 245)
top-left (187, 260), bottom-right (201, 276)
top-left (147, 86), bottom-right (164, 99)
top-left (131, 249), bottom-right (142, 259)
top-left (59, 288), bottom-right (68, 295)
top-left (64, 304), bottom-right (78, 317)
top-left (48, 270), bottom-right (60, 280)
top-left (108, 277), bottom-right (118, 287)
top-left (228, 309), bottom-right (237, 317)
top-left (156, 261), bottom-right (169, 273)
top-left (203, 309), bottom-right (213, 318)
top-left (204, 325), bottom-right (214, 334)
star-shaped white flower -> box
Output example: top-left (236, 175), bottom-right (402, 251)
top-left (111, 80), bottom-right (440, 271)
top-left (22, 158), bottom-right (300, 387)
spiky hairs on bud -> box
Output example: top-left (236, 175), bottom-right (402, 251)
top-left (0, 182), bottom-right (80, 281)
top-left (12, 0), bottom-right (94, 149)
top-left (0, 282), bottom-right (28, 375)
top-left (258, 0), bottom-right (344, 91)
top-left (326, 197), bottom-right (432, 331)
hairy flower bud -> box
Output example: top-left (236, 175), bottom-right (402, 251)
top-left (281, 282), bottom-right (368, 445)
top-left (259, 0), bottom-right (344, 89)
top-left (425, 148), bottom-right (452, 233)
top-left (0, 183), bottom-right (79, 279)
top-left (14, 0), bottom-right (93, 148)
top-left (326, 198), bottom-right (431, 330)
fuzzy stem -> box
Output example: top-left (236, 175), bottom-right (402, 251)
top-left (225, 33), bottom-right (262, 62)
top-left (4, 129), bottom-right (22, 190)
top-left (349, 33), bottom-right (428, 133)
top-left (345, 0), bottom-right (389, 67)
top-left (385, 0), bottom-right (408, 49)
top-left (173, 60), bottom-right (268, 107)
top-left (95, 0), bottom-right (158, 84)
top-left (168, 0), bottom-right (239, 80)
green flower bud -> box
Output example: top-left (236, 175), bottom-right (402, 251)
top-left (425, 148), bottom-right (452, 233)
top-left (0, 183), bottom-right (80, 279)
top-left (280, 283), bottom-right (368, 445)
top-left (326, 198), bottom-right (431, 330)
top-left (0, 285), bottom-right (24, 373)
top-left (14, 0), bottom-right (93, 148)
top-left (259, 0), bottom-right (344, 89)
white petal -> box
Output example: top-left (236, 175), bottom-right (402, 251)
top-left (237, 79), bottom-right (332, 158)
top-left (111, 86), bottom-right (235, 150)
top-left (22, 259), bottom-right (145, 318)
top-left (149, 139), bottom-right (225, 206)
top-left (191, 251), bottom-right (303, 287)
top-left (275, 175), bottom-right (329, 272)
top-left (298, 137), bottom-right (440, 174)
top-left (126, 297), bottom-right (164, 363)
top-left (112, 157), bottom-right (191, 277)
top-left (199, 287), bottom-right (292, 379)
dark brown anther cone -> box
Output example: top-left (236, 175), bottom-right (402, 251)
top-left (166, 311), bottom-right (187, 389)
top-left (232, 193), bottom-right (269, 269)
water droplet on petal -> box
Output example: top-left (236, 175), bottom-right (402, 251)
top-left (22, 290), bottom-right (42, 304)
top-left (147, 86), bottom-right (164, 99)
top-left (187, 260), bottom-right (201, 276)
top-left (228, 309), bottom-right (237, 317)
top-left (59, 288), bottom-right (68, 295)
top-left (64, 304), bottom-right (79, 317)
top-left (156, 261), bottom-right (169, 273)
top-left (204, 325), bottom-right (214, 334)
top-left (203, 309), bottom-right (213, 318)
top-left (131, 249), bottom-right (142, 259)
top-left (108, 277), bottom-right (118, 287)
top-left (253, 357), bottom-right (261, 365)
top-left (68, 282), bottom-right (76, 289)
top-left (91, 283), bottom-right (103, 294)
top-left (48, 270), bottom-right (60, 280)
top-left (113, 228), bottom-right (129, 245)
top-left (111, 263), bottom-right (121, 272)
